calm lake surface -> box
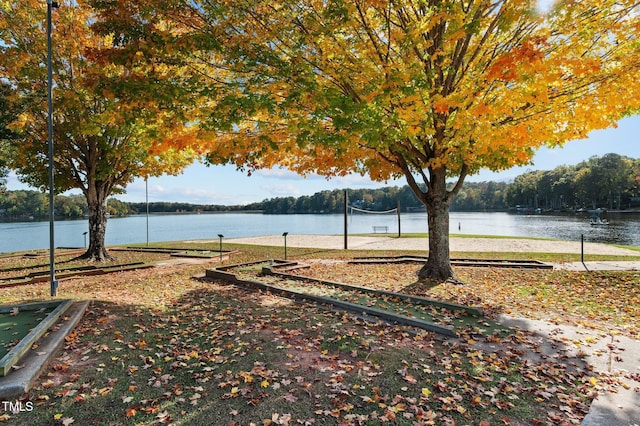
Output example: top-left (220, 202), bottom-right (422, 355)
top-left (1, 211), bottom-right (639, 254)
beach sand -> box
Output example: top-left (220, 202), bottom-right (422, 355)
top-left (208, 234), bottom-right (640, 256)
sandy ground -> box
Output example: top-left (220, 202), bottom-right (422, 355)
top-left (217, 234), bottom-right (640, 257)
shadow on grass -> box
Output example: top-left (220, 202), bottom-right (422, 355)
top-left (8, 275), bottom-right (598, 426)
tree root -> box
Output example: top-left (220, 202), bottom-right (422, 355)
top-left (444, 276), bottom-right (465, 286)
top-left (73, 249), bottom-right (116, 262)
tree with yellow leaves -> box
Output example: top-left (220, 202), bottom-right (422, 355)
top-left (0, 82), bottom-right (16, 192)
top-left (0, 0), bottom-right (201, 260)
top-left (94, 0), bottom-right (640, 279)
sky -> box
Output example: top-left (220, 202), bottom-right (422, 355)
top-left (6, 116), bottom-right (640, 206)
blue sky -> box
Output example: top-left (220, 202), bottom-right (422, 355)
top-left (8, 115), bottom-right (638, 205)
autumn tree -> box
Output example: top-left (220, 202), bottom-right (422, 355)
top-left (94, 0), bottom-right (640, 279)
top-left (0, 143), bottom-right (8, 191)
top-left (0, 82), bottom-right (16, 192)
top-left (0, 0), bottom-right (200, 260)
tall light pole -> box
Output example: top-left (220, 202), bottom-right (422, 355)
top-left (145, 177), bottom-right (149, 247)
top-left (47, 0), bottom-right (60, 297)
top-left (343, 190), bottom-right (348, 250)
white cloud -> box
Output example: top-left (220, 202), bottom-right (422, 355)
top-left (254, 167), bottom-right (403, 188)
top-left (150, 184), bottom-right (166, 194)
top-left (330, 174), bottom-right (397, 187)
top-left (260, 183), bottom-right (306, 198)
top-left (5, 171), bottom-right (30, 190)
top-left (113, 181), bottom-right (241, 205)
top-left (155, 188), bottom-right (241, 205)
top-left (254, 168), bottom-right (300, 180)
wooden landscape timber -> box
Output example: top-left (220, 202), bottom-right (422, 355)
top-left (203, 260), bottom-right (503, 337)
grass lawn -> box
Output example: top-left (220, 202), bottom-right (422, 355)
top-left (0, 242), bottom-right (637, 425)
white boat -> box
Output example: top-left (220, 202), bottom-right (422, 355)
top-left (590, 216), bottom-right (609, 226)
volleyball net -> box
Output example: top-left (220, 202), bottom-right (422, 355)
top-left (348, 206), bottom-right (398, 215)
top-left (348, 205), bottom-right (400, 235)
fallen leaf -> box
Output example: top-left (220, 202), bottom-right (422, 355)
top-left (283, 393), bottom-right (298, 403)
top-left (403, 374), bottom-right (417, 384)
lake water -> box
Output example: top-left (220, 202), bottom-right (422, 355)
top-left (1, 211), bottom-right (639, 254)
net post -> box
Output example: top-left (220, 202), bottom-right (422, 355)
top-left (397, 200), bottom-right (401, 237)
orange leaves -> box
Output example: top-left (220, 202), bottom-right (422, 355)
top-left (1, 0), bottom-right (207, 207)
top-left (487, 38), bottom-right (547, 83)
top-left (432, 99), bottom-right (451, 115)
top-left (64, 332), bottom-right (78, 343)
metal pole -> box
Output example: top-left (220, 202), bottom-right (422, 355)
top-left (581, 234), bottom-right (589, 272)
top-left (145, 178), bottom-right (149, 247)
top-left (343, 189), bottom-right (348, 250)
top-left (397, 200), bottom-right (401, 238)
top-left (218, 234), bottom-right (224, 261)
top-left (47, 0), bottom-right (59, 297)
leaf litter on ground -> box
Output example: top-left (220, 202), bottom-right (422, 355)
top-left (0, 245), bottom-right (635, 425)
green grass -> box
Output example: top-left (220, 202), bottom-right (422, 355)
top-left (0, 306), bottom-right (55, 358)
top-left (611, 243), bottom-right (640, 252)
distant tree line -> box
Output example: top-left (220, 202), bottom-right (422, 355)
top-left (1, 153), bottom-right (638, 220)
top-left (125, 201), bottom-right (249, 214)
top-left (0, 192), bottom-right (136, 221)
top-left (246, 154), bottom-right (640, 213)
top-left (504, 154), bottom-right (640, 211)
top-left (242, 183), bottom-right (512, 213)
top-left (245, 186), bottom-right (424, 214)
top-left (0, 192), bottom-right (254, 221)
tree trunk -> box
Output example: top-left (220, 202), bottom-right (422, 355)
top-left (396, 157), bottom-right (460, 282)
top-left (418, 190), bottom-right (455, 281)
top-left (79, 191), bottom-right (112, 261)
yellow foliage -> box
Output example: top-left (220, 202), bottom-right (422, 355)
top-left (181, 0), bottom-right (640, 188)
top-left (0, 0), bottom-right (204, 192)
